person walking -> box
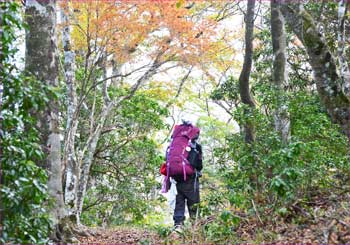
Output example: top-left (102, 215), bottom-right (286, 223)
top-left (172, 136), bottom-right (203, 228)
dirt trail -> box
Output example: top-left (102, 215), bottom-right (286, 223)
top-left (78, 227), bottom-right (159, 244)
top-left (78, 192), bottom-right (350, 244)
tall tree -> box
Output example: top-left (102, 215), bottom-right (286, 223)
top-left (337, 0), bottom-right (350, 117)
top-left (25, 0), bottom-right (65, 240)
top-left (60, 1), bottom-right (223, 223)
top-left (280, 3), bottom-right (350, 139)
top-left (271, 0), bottom-right (290, 143)
top-left (75, 51), bottom-right (165, 224)
top-left (0, 2), bottom-right (4, 239)
top-left (238, 0), bottom-right (256, 144)
top-left (60, 1), bottom-right (80, 219)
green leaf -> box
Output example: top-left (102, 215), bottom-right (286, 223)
top-left (176, 1), bottom-right (182, 8)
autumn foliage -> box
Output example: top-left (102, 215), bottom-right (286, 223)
top-left (61, 0), bottom-right (219, 66)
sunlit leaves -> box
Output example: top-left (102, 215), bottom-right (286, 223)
top-left (65, 0), bottom-right (220, 66)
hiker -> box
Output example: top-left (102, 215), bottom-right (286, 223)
top-left (172, 135), bottom-right (202, 227)
top-left (161, 120), bottom-right (203, 227)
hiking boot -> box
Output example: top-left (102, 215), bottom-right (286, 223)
top-left (173, 224), bottom-right (182, 231)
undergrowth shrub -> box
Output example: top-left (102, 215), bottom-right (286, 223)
top-left (1, 2), bottom-right (52, 243)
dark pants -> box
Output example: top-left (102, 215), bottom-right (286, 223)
top-left (173, 176), bottom-right (200, 226)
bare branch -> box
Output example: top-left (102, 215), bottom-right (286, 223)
top-left (165, 66), bottom-right (193, 107)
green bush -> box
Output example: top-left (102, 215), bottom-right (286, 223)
top-left (215, 91), bottom-right (349, 207)
top-left (1, 2), bottom-right (51, 243)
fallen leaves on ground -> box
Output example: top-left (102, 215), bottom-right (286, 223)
top-left (78, 227), bottom-right (159, 244)
top-left (234, 191), bottom-right (350, 244)
top-left (78, 189), bottom-right (350, 244)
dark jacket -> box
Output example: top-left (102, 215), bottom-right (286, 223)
top-left (187, 142), bottom-right (203, 171)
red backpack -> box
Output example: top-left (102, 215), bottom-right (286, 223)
top-left (161, 123), bottom-right (200, 192)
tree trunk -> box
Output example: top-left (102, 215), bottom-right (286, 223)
top-left (238, 0), bottom-right (259, 192)
top-left (238, 0), bottom-right (256, 144)
top-left (75, 54), bottom-right (163, 223)
top-left (61, 2), bottom-right (80, 218)
top-left (25, 0), bottom-right (66, 239)
top-left (0, 2), bottom-right (4, 239)
top-left (271, 0), bottom-right (290, 144)
top-left (75, 101), bottom-right (114, 224)
top-left (281, 3), bottom-right (350, 139)
top-left (337, 0), bottom-right (349, 86)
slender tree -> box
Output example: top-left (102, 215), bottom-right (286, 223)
top-left (337, 0), bottom-right (350, 124)
top-left (0, 2), bottom-right (4, 239)
top-left (61, 1), bottom-right (220, 222)
top-left (61, 1), bottom-right (80, 219)
top-left (271, 0), bottom-right (290, 143)
top-left (75, 51), bottom-right (165, 223)
top-left (238, 0), bottom-right (256, 144)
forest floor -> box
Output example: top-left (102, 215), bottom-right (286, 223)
top-left (78, 227), bottom-right (159, 244)
top-left (78, 188), bottom-right (350, 244)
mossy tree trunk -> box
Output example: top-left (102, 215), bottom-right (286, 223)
top-left (61, 1), bottom-right (80, 221)
top-left (25, 0), bottom-right (66, 240)
top-left (281, 3), bottom-right (350, 139)
top-left (0, 3), bottom-right (4, 240)
top-left (337, 0), bottom-right (349, 88)
top-left (271, 0), bottom-right (290, 144)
